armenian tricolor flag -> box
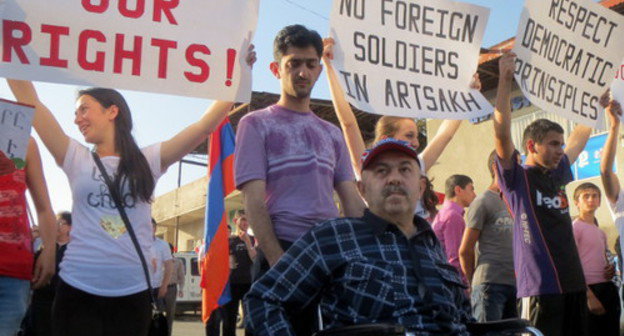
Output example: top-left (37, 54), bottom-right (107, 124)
top-left (200, 117), bottom-right (236, 323)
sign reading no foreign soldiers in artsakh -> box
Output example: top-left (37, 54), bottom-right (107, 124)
top-left (513, 0), bottom-right (624, 128)
top-left (329, 0), bottom-right (493, 119)
top-left (0, 0), bottom-right (258, 102)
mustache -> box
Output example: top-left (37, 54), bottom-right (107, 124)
top-left (382, 185), bottom-right (408, 197)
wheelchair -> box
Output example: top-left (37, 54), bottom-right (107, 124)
top-left (313, 319), bottom-right (544, 336)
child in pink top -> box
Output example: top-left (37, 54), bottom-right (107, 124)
top-left (572, 183), bottom-right (619, 336)
top-left (572, 219), bottom-right (609, 285)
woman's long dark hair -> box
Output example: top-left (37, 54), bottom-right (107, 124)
top-left (79, 88), bottom-right (155, 203)
top-left (421, 176), bottom-right (439, 219)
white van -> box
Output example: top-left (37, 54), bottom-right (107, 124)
top-left (173, 252), bottom-right (202, 314)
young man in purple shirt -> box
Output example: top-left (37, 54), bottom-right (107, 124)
top-left (234, 25), bottom-right (365, 336)
top-left (493, 52), bottom-right (592, 336)
top-left (432, 174), bottom-right (476, 283)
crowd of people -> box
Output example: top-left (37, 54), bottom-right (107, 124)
top-left (1, 21), bottom-right (624, 336)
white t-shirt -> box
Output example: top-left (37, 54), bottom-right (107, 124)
top-left (59, 139), bottom-right (164, 296)
top-left (151, 238), bottom-right (173, 288)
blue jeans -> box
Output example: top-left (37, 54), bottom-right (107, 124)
top-left (0, 276), bottom-right (30, 336)
top-left (471, 283), bottom-right (518, 322)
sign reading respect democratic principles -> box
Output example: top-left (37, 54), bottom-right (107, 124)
top-left (0, 98), bottom-right (34, 169)
top-left (329, 0), bottom-right (493, 119)
top-left (513, 0), bottom-right (624, 128)
top-left (0, 0), bottom-right (259, 102)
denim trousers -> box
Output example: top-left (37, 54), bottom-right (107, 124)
top-left (471, 283), bottom-right (518, 322)
top-left (0, 276), bottom-right (30, 336)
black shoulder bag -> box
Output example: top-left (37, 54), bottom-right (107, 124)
top-left (92, 152), bottom-right (168, 336)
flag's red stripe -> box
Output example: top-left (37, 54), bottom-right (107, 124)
top-left (201, 216), bottom-right (230, 323)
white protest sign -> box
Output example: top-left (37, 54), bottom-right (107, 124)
top-left (329, 0), bottom-right (493, 119)
top-left (0, 0), bottom-right (258, 102)
top-left (0, 98), bottom-right (34, 169)
top-left (513, 0), bottom-right (624, 128)
top-left (613, 60), bottom-right (624, 117)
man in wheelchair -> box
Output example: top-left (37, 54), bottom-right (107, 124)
top-left (245, 139), bottom-right (480, 335)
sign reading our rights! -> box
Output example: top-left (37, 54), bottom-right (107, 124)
top-left (513, 0), bottom-right (624, 128)
top-left (0, 0), bottom-right (259, 102)
top-left (329, 0), bottom-right (493, 119)
top-left (0, 99), bottom-right (34, 170)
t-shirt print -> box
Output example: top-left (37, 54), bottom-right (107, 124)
top-left (88, 165), bottom-right (137, 239)
top-left (99, 215), bottom-right (126, 239)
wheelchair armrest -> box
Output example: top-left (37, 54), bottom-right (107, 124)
top-left (466, 318), bottom-right (531, 335)
top-left (313, 323), bottom-right (406, 336)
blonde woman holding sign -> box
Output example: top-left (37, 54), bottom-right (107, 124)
top-left (6, 46), bottom-right (255, 336)
top-left (322, 38), bottom-right (480, 221)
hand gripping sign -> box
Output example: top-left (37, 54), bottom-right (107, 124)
top-left (0, 0), bottom-right (259, 102)
top-left (613, 60), bottom-right (624, 116)
top-left (513, 0), bottom-right (624, 128)
top-left (329, 0), bottom-right (493, 120)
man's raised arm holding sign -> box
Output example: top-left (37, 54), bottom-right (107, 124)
top-left (493, 51), bottom-right (592, 335)
top-left (600, 93), bottom-right (623, 205)
top-left (600, 93), bottom-right (624, 317)
top-left (495, 52), bottom-right (592, 169)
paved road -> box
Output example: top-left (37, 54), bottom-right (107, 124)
top-left (172, 314), bottom-right (245, 336)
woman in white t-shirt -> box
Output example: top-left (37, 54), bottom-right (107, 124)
top-left (5, 47), bottom-right (255, 336)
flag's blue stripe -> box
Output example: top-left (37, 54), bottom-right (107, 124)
top-left (218, 282), bottom-right (232, 305)
top-left (220, 122), bottom-right (236, 157)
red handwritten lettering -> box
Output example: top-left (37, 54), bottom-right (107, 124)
top-left (82, 0), bottom-right (109, 13)
top-left (78, 29), bottom-right (106, 72)
top-left (154, 0), bottom-right (179, 24)
top-left (40, 24), bottom-right (70, 68)
top-left (151, 38), bottom-right (177, 78)
top-left (114, 34), bottom-right (143, 76)
top-left (2, 20), bottom-right (32, 64)
top-left (184, 44), bottom-right (210, 83)
top-left (118, 0), bottom-right (145, 19)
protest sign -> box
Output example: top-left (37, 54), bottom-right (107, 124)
top-left (613, 60), bottom-right (624, 117)
top-left (0, 0), bottom-right (258, 102)
top-left (0, 98), bottom-right (34, 169)
top-left (329, 0), bottom-right (493, 119)
top-left (513, 0), bottom-right (624, 128)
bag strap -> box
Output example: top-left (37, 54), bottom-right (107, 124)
top-left (91, 151), bottom-right (158, 310)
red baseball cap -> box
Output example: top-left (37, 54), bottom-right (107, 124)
top-left (360, 138), bottom-right (420, 171)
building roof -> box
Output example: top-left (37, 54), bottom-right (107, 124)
top-left (193, 92), bottom-right (388, 154)
top-left (477, 0), bottom-right (624, 92)
top-left (193, 91), bottom-right (427, 154)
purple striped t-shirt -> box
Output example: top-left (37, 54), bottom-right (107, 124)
top-left (234, 105), bottom-right (355, 243)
